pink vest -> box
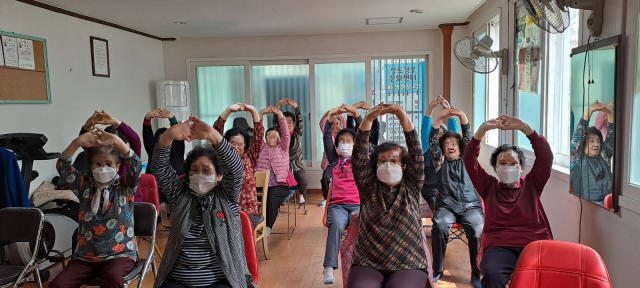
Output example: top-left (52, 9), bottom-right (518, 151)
top-left (331, 160), bottom-right (360, 205)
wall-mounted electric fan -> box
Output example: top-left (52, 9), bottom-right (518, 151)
top-left (454, 35), bottom-right (509, 75)
top-left (524, 0), bottom-right (604, 36)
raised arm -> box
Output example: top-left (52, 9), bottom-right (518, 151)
top-left (464, 118), bottom-right (502, 198)
top-left (450, 108), bottom-right (471, 143)
top-left (387, 104), bottom-right (423, 189)
top-left (276, 98), bottom-right (303, 136)
top-left (142, 110), bottom-right (157, 160)
top-left (323, 117), bottom-right (339, 165)
top-left (570, 118), bottom-right (588, 167)
top-left (153, 122), bottom-right (193, 205)
top-left (244, 104), bottom-right (264, 165)
top-left (116, 122), bottom-right (141, 162)
top-left (273, 108), bottom-right (291, 152)
top-left (57, 132), bottom-right (99, 194)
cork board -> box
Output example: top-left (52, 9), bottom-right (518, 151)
top-left (0, 31), bottom-right (51, 103)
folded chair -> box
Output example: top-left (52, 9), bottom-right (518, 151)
top-left (0, 207), bottom-right (45, 288)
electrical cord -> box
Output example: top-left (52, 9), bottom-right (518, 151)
top-left (578, 35), bottom-right (592, 243)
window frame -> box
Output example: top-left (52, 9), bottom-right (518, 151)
top-left (186, 51), bottom-right (433, 171)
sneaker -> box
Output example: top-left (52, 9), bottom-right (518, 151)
top-left (471, 273), bottom-right (481, 288)
top-left (318, 200), bottom-right (327, 207)
top-left (433, 272), bottom-right (443, 283)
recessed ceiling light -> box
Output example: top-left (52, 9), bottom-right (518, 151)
top-left (410, 9), bottom-right (424, 13)
top-left (174, 21), bottom-right (187, 25)
top-left (366, 17), bottom-right (403, 25)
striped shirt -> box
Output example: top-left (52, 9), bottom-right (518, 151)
top-left (151, 139), bottom-right (254, 288)
top-left (168, 203), bottom-right (239, 286)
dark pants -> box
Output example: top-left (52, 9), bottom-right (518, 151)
top-left (48, 258), bottom-right (135, 288)
top-left (293, 169), bottom-right (308, 195)
top-left (348, 266), bottom-right (431, 288)
top-left (265, 185), bottom-right (290, 228)
top-left (321, 167), bottom-right (333, 200)
top-left (159, 277), bottom-right (231, 288)
top-left (421, 166), bottom-right (437, 211)
top-left (431, 207), bottom-right (483, 276)
top-left (323, 204), bottom-right (360, 268)
top-left (248, 214), bottom-right (264, 230)
top-left (480, 247), bottom-right (524, 288)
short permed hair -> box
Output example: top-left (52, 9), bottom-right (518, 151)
top-left (334, 128), bottom-right (356, 148)
top-left (490, 144), bottom-right (527, 168)
top-left (183, 146), bottom-right (226, 182)
top-left (370, 142), bottom-right (409, 174)
top-left (87, 145), bottom-right (123, 165)
top-left (579, 127), bottom-right (603, 154)
top-left (224, 128), bottom-right (250, 150)
top-left (438, 131), bottom-right (466, 155)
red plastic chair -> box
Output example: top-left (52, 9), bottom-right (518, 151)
top-left (604, 194), bottom-right (612, 209)
top-left (140, 174), bottom-right (160, 216)
top-left (240, 211), bottom-right (259, 285)
top-left (510, 240), bottom-right (612, 288)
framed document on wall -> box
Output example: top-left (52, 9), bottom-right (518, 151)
top-left (90, 36), bottom-right (110, 77)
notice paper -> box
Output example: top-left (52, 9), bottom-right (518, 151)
top-left (1, 36), bottom-right (19, 68)
top-left (18, 38), bottom-right (35, 70)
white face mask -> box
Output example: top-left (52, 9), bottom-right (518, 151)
top-left (496, 166), bottom-right (521, 185)
top-left (92, 167), bottom-right (118, 184)
top-left (189, 174), bottom-right (217, 196)
top-left (338, 143), bottom-right (353, 158)
top-left (376, 162), bottom-right (403, 185)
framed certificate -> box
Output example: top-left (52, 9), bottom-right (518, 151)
top-left (90, 36), bottom-right (110, 77)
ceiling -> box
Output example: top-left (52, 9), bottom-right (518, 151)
top-left (37, 0), bottom-right (485, 38)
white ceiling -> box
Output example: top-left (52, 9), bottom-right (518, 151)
top-left (38, 0), bottom-right (485, 38)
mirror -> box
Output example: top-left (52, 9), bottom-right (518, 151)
top-left (570, 36), bottom-right (620, 211)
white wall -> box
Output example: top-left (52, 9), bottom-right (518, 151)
top-left (162, 29), bottom-right (444, 188)
top-left (460, 0), bottom-right (640, 286)
top-left (0, 1), bottom-right (164, 194)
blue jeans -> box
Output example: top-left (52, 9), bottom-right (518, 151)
top-left (323, 203), bottom-right (360, 268)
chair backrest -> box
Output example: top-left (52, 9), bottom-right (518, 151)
top-left (240, 212), bottom-right (259, 284)
top-left (255, 171), bottom-right (270, 219)
top-left (604, 194), bottom-right (612, 209)
top-left (134, 202), bottom-right (157, 237)
top-left (0, 207), bottom-right (44, 243)
top-left (140, 174), bottom-right (160, 215)
top-left (510, 240), bottom-right (612, 288)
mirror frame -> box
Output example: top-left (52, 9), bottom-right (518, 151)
top-left (569, 35), bottom-right (622, 213)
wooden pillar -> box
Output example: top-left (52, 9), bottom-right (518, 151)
top-left (438, 21), bottom-right (469, 104)
top-left (439, 25), bottom-right (455, 103)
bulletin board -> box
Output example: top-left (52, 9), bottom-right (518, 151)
top-left (0, 30), bottom-right (51, 104)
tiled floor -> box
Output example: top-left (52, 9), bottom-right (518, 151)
top-left (24, 194), bottom-right (476, 288)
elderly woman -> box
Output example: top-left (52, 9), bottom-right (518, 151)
top-left (570, 100), bottom-right (614, 204)
top-left (349, 103), bottom-right (430, 288)
top-left (463, 115), bottom-right (554, 288)
top-left (213, 103), bottom-right (266, 229)
top-left (151, 117), bottom-right (254, 288)
top-left (256, 106), bottom-right (290, 237)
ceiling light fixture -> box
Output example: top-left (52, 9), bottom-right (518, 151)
top-left (366, 17), bottom-right (403, 25)
top-left (410, 9), bottom-right (424, 13)
top-left (174, 21), bottom-right (187, 25)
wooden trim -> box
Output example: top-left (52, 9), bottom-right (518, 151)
top-left (90, 36), bottom-right (110, 77)
top-left (15, 0), bottom-right (176, 41)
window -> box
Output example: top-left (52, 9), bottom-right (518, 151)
top-left (251, 64), bottom-right (311, 161)
top-left (314, 62), bottom-right (366, 162)
top-left (631, 10), bottom-right (640, 187)
top-left (546, 8), bottom-right (580, 167)
top-left (195, 65), bottom-right (246, 132)
top-left (515, 3), bottom-right (544, 151)
top-left (372, 57), bottom-right (427, 147)
top-left (473, 15), bottom-right (501, 147)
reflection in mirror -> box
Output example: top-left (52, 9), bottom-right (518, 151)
top-left (569, 36), bottom-right (620, 209)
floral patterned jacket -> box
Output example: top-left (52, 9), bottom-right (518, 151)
top-left (56, 149), bottom-right (141, 262)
